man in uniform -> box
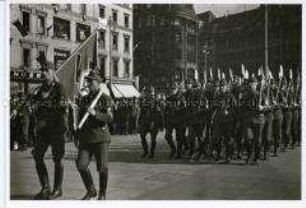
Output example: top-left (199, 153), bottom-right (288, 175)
top-left (75, 73), bottom-right (113, 200)
top-left (281, 78), bottom-right (293, 151)
top-left (291, 79), bottom-right (301, 148)
top-left (262, 80), bottom-right (274, 160)
top-left (164, 83), bottom-right (186, 159)
top-left (139, 86), bottom-right (161, 158)
top-left (241, 76), bottom-right (266, 165)
top-left (32, 62), bottom-right (68, 199)
top-left (211, 79), bottom-right (235, 163)
top-left (231, 76), bottom-right (244, 159)
top-left (271, 78), bottom-right (285, 157)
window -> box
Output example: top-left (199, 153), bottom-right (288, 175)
top-left (112, 58), bottom-right (118, 77)
top-left (37, 15), bottom-right (45, 35)
top-left (99, 5), bottom-right (105, 18)
top-left (175, 32), bottom-right (182, 42)
top-left (37, 50), bottom-right (46, 67)
top-left (124, 35), bottom-right (130, 53)
top-left (76, 23), bottom-right (90, 42)
top-left (112, 32), bottom-right (118, 50)
top-left (98, 30), bottom-right (105, 48)
top-left (124, 13), bottom-right (129, 28)
top-left (112, 10), bottom-right (118, 24)
top-left (99, 56), bottom-right (106, 77)
top-left (22, 11), bottom-right (30, 33)
top-left (54, 49), bottom-right (70, 70)
top-left (124, 59), bottom-right (130, 78)
top-left (23, 48), bottom-right (31, 68)
top-left (61, 4), bottom-right (71, 10)
top-left (81, 4), bottom-right (86, 15)
top-left (53, 17), bottom-right (70, 40)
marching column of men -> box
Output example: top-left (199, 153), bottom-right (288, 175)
top-left (139, 69), bottom-right (301, 165)
top-left (10, 64), bottom-right (301, 199)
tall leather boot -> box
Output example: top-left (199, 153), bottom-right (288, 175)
top-left (50, 162), bottom-right (63, 199)
top-left (175, 139), bottom-right (183, 159)
top-left (98, 170), bottom-right (108, 200)
top-left (148, 138), bottom-right (157, 158)
top-left (166, 138), bottom-right (176, 158)
top-left (34, 162), bottom-right (51, 200)
top-left (140, 136), bottom-right (149, 158)
top-left (79, 169), bottom-right (97, 200)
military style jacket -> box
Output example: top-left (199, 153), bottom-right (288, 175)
top-left (164, 92), bottom-right (186, 125)
top-left (33, 80), bottom-right (68, 135)
top-left (76, 91), bottom-right (113, 144)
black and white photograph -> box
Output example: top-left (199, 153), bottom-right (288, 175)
top-left (9, 2), bottom-right (301, 202)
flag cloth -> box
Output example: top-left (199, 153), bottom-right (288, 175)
top-left (55, 31), bottom-right (97, 100)
top-left (279, 65), bottom-right (284, 79)
top-left (229, 68), bottom-right (233, 81)
top-left (209, 67), bottom-right (213, 80)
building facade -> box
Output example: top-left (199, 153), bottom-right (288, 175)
top-left (10, 4), bottom-right (136, 95)
top-left (134, 4), bottom-right (199, 92)
top-left (198, 5), bottom-right (301, 79)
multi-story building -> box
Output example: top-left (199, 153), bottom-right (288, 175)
top-left (134, 4), bottom-right (199, 92)
top-left (10, 4), bottom-right (138, 96)
top-left (198, 5), bottom-right (301, 79)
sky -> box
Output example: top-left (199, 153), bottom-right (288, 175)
top-left (194, 4), bottom-right (260, 17)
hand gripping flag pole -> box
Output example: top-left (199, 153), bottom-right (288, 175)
top-left (78, 84), bottom-right (107, 129)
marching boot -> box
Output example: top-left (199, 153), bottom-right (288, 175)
top-left (79, 169), bottom-right (97, 200)
top-left (98, 170), bottom-right (108, 200)
top-left (148, 139), bottom-right (156, 159)
top-left (175, 140), bottom-right (183, 159)
top-left (50, 163), bottom-right (63, 199)
top-left (166, 138), bottom-right (176, 159)
top-left (140, 136), bottom-right (149, 158)
top-left (34, 162), bottom-right (51, 200)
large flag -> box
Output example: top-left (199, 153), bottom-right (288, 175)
top-left (55, 31), bottom-right (97, 100)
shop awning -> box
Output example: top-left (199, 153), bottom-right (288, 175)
top-left (112, 83), bottom-right (140, 98)
top-left (111, 84), bottom-right (124, 98)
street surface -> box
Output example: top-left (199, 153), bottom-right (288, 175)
top-left (11, 132), bottom-right (301, 200)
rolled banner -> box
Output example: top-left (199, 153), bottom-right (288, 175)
top-left (78, 84), bottom-right (105, 129)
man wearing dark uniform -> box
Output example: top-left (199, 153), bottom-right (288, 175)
top-left (139, 86), bottom-right (161, 158)
top-left (188, 82), bottom-right (206, 161)
top-left (271, 79), bottom-right (285, 157)
top-left (281, 79), bottom-right (293, 151)
top-left (262, 81), bottom-right (274, 160)
top-left (241, 76), bottom-right (266, 165)
top-left (75, 73), bottom-right (113, 200)
top-left (231, 77), bottom-right (244, 159)
top-left (32, 62), bottom-right (68, 200)
top-left (164, 83), bottom-right (186, 159)
top-left (211, 79), bottom-right (235, 163)
top-left (291, 81), bottom-right (301, 148)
